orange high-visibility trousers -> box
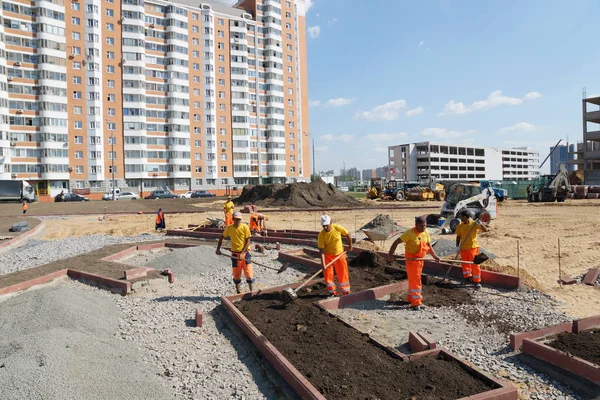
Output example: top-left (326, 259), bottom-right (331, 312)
top-left (405, 259), bottom-right (423, 306)
top-left (231, 252), bottom-right (254, 284)
top-left (225, 213), bottom-right (233, 227)
top-left (323, 253), bottom-right (350, 296)
top-left (460, 248), bottom-right (481, 283)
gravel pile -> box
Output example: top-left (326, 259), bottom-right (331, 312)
top-left (330, 284), bottom-right (580, 400)
top-left (0, 282), bottom-right (171, 400)
top-left (114, 244), bottom-right (303, 399)
top-left (0, 234), bottom-right (163, 275)
top-left (432, 238), bottom-right (496, 259)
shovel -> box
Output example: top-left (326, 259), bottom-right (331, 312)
top-left (220, 251), bottom-right (288, 274)
top-left (402, 255), bottom-right (489, 265)
top-left (281, 252), bottom-right (346, 303)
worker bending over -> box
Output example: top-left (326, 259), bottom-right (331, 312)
top-left (455, 210), bottom-right (488, 288)
top-left (216, 211), bottom-right (254, 294)
top-left (155, 208), bottom-right (165, 231)
top-left (388, 216), bottom-right (440, 311)
top-left (249, 212), bottom-right (268, 235)
top-left (223, 195), bottom-right (234, 227)
top-left (318, 214), bottom-right (353, 297)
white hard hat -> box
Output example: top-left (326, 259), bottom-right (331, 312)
top-left (320, 214), bottom-right (331, 226)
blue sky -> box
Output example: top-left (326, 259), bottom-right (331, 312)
top-left (302, 0), bottom-right (600, 174)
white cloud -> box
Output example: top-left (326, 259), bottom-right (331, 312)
top-left (524, 92), bottom-right (542, 100)
top-left (307, 25), bottom-right (320, 39)
top-left (305, 0), bottom-right (314, 11)
top-left (355, 100), bottom-right (407, 121)
top-left (498, 122), bottom-right (539, 135)
top-left (309, 100), bottom-right (321, 107)
top-left (364, 132), bottom-right (408, 142)
top-left (315, 146), bottom-right (328, 152)
top-left (320, 134), bottom-right (353, 143)
top-left (406, 106), bottom-right (424, 117)
top-left (420, 128), bottom-right (476, 139)
top-left (316, 13), bottom-right (320, 17)
top-left (328, 17), bottom-right (339, 25)
top-left (324, 97), bottom-right (355, 107)
top-left (437, 90), bottom-right (542, 116)
top-left (418, 40), bottom-right (424, 47)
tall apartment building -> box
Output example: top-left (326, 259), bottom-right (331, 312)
top-left (549, 144), bottom-right (576, 174)
top-left (388, 142), bottom-right (539, 182)
top-left (0, 0), bottom-right (310, 197)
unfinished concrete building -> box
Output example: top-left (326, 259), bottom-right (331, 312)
top-left (578, 96), bottom-right (600, 184)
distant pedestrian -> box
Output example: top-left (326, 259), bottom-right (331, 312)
top-left (22, 202), bottom-right (28, 214)
top-left (155, 208), bottom-right (165, 231)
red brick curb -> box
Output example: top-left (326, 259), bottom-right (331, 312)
top-left (558, 275), bottom-right (577, 285)
top-left (195, 308), bottom-right (203, 328)
top-left (583, 268), bottom-right (600, 286)
top-left (417, 331), bottom-right (438, 349)
top-left (166, 229), bottom-right (318, 247)
top-left (409, 331), bottom-right (428, 352)
top-left (124, 267), bottom-right (149, 281)
top-left (162, 268), bottom-right (176, 284)
top-left (509, 322), bottom-right (572, 351)
top-left (522, 338), bottom-right (600, 385)
top-left (0, 220), bottom-right (45, 251)
top-left (316, 281), bottom-right (409, 311)
top-left (0, 269), bottom-right (68, 297)
top-left (67, 269), bottom-right (132, 294)
top-left (101, 245), bottom-right (139, 262)
top-left (573, 315), bottom-right (600, 333)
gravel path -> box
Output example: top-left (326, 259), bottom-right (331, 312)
top-left (329, 284), bottom-right (582, 400)
top-left (0, 282), bottom-right (172, 400)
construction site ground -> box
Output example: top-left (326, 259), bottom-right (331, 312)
top-left (0, 198), bottom-right (599, 399)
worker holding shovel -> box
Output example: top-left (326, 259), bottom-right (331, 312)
top-left (318, 214), bottom-right (353, 297)
top-left (388, 216), bottom-right (441, 311)
top-left (223, 195), bottom-right (234, 227)
top-left (455, 210), bottom-right (488, 288)
top-left (216, 211), bottom-right (254, 294)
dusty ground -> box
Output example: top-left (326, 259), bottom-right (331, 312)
top-left (0, 217), bottom-right (41, 240)
top-left (7, 199), bottom-right (600, 318)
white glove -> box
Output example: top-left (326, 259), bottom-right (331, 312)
top-left (455, 246), bottom-right (460, 253)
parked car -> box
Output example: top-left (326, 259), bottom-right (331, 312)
top-left (339, 186), bottom-right (349, 192)
top-left (54, 193), bottom-right (89, 202)
top-left (179, 191), bottom-right (194, 199)
top-left (144, 190), bottom-right (178, 200)
top-left (102, 189), bottom-right (121, 200)
top-left (191, 190), bottom-right (216, 198)
top-left (117, 192), bottom-right (139, 200)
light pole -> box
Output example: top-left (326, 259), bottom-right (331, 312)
top-left (106, 119), bottom-right (116, 200)
top-left (253, 30), bottom-right (262, 185)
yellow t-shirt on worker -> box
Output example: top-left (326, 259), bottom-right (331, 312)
top-left (223, 201), bottom-right (234, 215)
top-left (318, 224), bottom-right (348, 255)
top-left (400, 228), bottom-right (431, 255)
top-left (223, 223), bottom-right (251, 252)
top-left (455, 220), bottom-right (483, 249)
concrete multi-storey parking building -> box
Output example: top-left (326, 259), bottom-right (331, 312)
top-left (0, 0), bottom-right (310, 197)
top-left (388, 142), bottom-right (539, 182)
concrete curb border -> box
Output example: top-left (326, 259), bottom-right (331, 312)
top-left (166, 229), bottom-right (318, 246)
top-left (573, 315), bottom-right (600, 333)
top-left (0, 220), bottom-right (45, 252)
top-left (522, 338), bottom-right (600, 386)
top-left (509, 322), bottom-right (573, 351)
top-left (67, 269), bottom-right (132, 294)
top-left (0, 268), bottom-right (68, 297)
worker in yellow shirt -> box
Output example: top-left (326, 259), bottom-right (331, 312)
top-left (223, 195), bottom-right (234, 227)
top-left (318, 214), bottom-right (353, 297)
top-left (388, 216), bottom-right (440, 311)
top-left (455, 210), bottom-right (488, 288)
top-left (216, 212), bottom-right (254, 294)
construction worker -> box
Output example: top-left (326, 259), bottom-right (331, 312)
top-left (318, 214), bottom-right (353, 297)
top-left (216, 211), bottom-right (254, 294)
top-left (455, 210), bottom-right (488, 289)
top-left (155, 208), bottom-right (165, 231)
top-left (388, 216), bottom-right (440, 311)
top-left (22, 202), bottom-right (28, 215)
top-left (223, 195), bottom-right (234, 227)
top-left (249, 212), bottom-right (268, 235)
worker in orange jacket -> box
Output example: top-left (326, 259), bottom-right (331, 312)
top-left (318, 214), bottom-right (353, 297)
top-left (22, 202), bottom-right (28, 215)
top-left (249, 212), bottom-right (268, 235)
top-left (155, 208), bottom-right (165, 231)
top-left (455, 210), bottom-right (488, 289)
top-left (388, 216), bottom-right (440, 311)
top-left (223, 195), bottom-right (234, 227)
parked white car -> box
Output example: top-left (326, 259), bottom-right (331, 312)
top-left (179, 191), bottom-right (194, 199)
top-left (117, 192), bottom-right (139, 200)
top-left (102, 188), bottom-right (121, 200)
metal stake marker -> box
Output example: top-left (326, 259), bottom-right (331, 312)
top-left (354, 214), bottom-right (357, 235)
top-left (517, 240), bottom-right (520, 280)
top-left (558, 238), bottom-right (562, 287)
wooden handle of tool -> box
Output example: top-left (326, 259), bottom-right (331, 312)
top-left (295, 252), bottom-right (346, 292)
top-left (221, 251), bottom-right (273, 269)
top-left (403, 258), bottom-right (477, 265)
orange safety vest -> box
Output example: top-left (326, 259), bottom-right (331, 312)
top-left (156, 212), bottom-right (163, 224)
top-left (249, 213), bottom-right (259, 231)
top-left (23, 203), bottom-right (28, 211)
top-left (405, 228), bottom-right (430, 259)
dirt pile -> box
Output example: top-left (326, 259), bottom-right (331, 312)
top-left (237, 291), bottom-right (494, 399)
top-left (388, 282), bottom-right (474, 307)
top-left (348, 251), bottom-right (407, 290)
top-left (359, 214), bottom-right (403, 234)
top-left (234, 178), bottom-right (361, 208)
top-left (570, 170), bottom-right (584, 185)
top-left (547, 330), bottom-right (600, 365)
top-left (481, 259), bottom-right (543, 291)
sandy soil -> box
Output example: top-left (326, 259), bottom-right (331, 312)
top-left (30, 199), bottom-right (600, 318)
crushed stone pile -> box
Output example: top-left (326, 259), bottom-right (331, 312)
top-left (359, 214), bottom-right (403, 234)
top-left (234, 178), bottom-right (361, 208)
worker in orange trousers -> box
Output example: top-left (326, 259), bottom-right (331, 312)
top-left (455, 210), bottom-right (488, 289)
top-left (249, 212), bottom-right (268, 235)
top-left (155, 208), bottom-right (165, 231)
top-left (216, 212), bottom-right (254, 294)
top-left (389, 216), bottom-right (440, 311)
top-left (23, 202), bottom-right (28, 214)
top-left (223, 195), bottom-right (234, 227)
top-left (318, 214), bottom-right (353, 297)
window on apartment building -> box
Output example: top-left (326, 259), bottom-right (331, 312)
top-left (285, 23), bottom-right (291, 29)
top-left (287, 66), bottom-right (293, 73)
top-left (288, 88), bottom-right (293, 94)
top-left (195, 153), bottom-right (202, 160)
top-left (73, 106), bottom-right (82, 115)
top-left (106, 23), bottom-right (114, 31)
top-left (107, 94), bottom-right (115, 102)
top-left (108, 152), bottom-right (116, 160)
top-left (193, 76), bottom-right (200, 83)
top-left (290, 144), bottom-right (295, 150)
top-left (206, 115), bottom-right (214, 122)
top-left (107, 122), bottom-right (116, 130)
top-left (107, 66), bottom-right (115, 73)
top-left (288, 110), bottom-right (294, 116)
top-left (219, 79), bottom-right (225, 86)
top-left (218, 42), bottom-right (224, 49)
top-left (207, 128), bottom-right (215, 135)
top-left (193, 89), bottom-right (200, 96)
top-left (74, 136), bottom-right (83, 144)
top-left (193, 101), bottom-right (200, 109)
top-left (288, 99), bottom-right (293, 105)
top-left (289, 122), bottom-right (294, 128)
top-left (218, 18), bottom-right (224, 25)
top-left (286, 33), bottom-right (292, 40)
top-left (72, 17), bottom-right (80, 25)
top-left (73, 76), bottom-right (81, 84)
top-left (289, 133), bottom-right (295, 139)
top-left (220, 128), bottom-right (226, 135)
top-left (90, 166), bottom-right (102, 174)
top-left (107, 80), bottom-right (115, 88)
top-left (73, 91), bottom-right (82, 99)
top-left (194, 140), bottom-right (201, 147)
top-left (192, 13), bottom-right (198, 20)
top-left (286, 1), bottom-right (291, 6)
top-left (285, 12), bottom-right (291, 17)
top-left (219, 104), bottom-right (225, 111)
top-left (72, 62), bottom-right (81, 71)
top-left (106, 9), bottom-right (114, 16)
top-left (107, 108), bottom-right (115, 116)
top-left (220, 116), bottom-right (226, 123)
top-left (290, 167), bottom-right (296, 173)
top-left (195, 167), bottom-right (202, 173)
top-left (108, 137), bottom-right (116, 145)
top-left (219, 92), bottom-right (225, 98)
top-left (194, 115), bottom-right (200, 121)
top-left (192, 26), bottom-right (199, 33)
top-left (108, 166), bottom-right (117, 174)
top-left (74, 121), bottom-right (82, 129)
top-left (106, 51), bottom-right (114, 59)
top-left (288, 77), bottom-right (293, 83)
top-left (72, 32), bottom-right (81, 40)
top-left (220, 166), bottom-right (227, 173)
top-left (192, 38), bottom-right (199, 45)
top-left (218, 67), bottom-right (225, 74)
top-left (218, 31), bottom-right (224, 38)
top-left (204, 27), bottom-right (213, 34)
top-left (71, 2), bottom-right (80, 10)
top-left (75, 166), bottom-right (84, 174)
top-left (286, 55), bottom-right (293, 62)
top-left (220, 153), bottom-right (227, 161)
top-left (75, 151), bottom-right (83, 159)
top-left (220, 141), bottom-right (227, 148)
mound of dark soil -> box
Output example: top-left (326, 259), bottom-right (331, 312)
top-left (237, 290), bottom-right (494, 400)
top-left (234, 178), bottom-right (361, 208)
top-left (547, 330), bottom-right (600, 365)
top-left (348, 251), bottom-right (407, 290)
top-left (388, 282), bottom-right (474, 308)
